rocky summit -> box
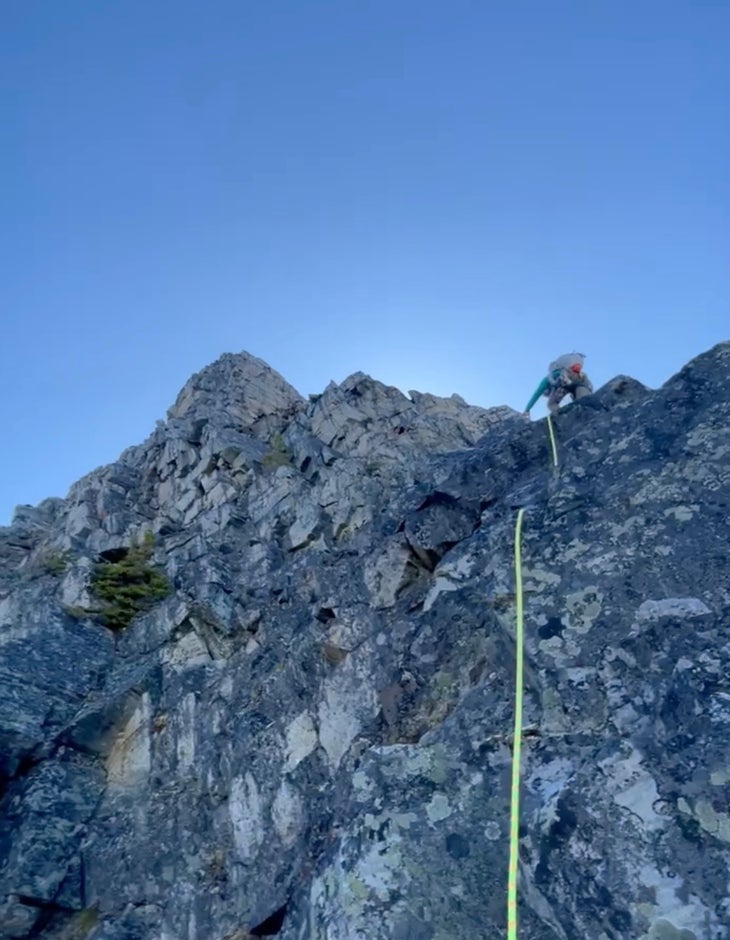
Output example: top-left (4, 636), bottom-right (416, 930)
top-left (1, 344), bottom-right (729, 940)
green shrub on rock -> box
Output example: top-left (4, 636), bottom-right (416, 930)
top-left (42, 549), bottom-right (72, 576)
top-left (25, 548), bottom-right (72, 579)
top-left (90, 532), bottom-right (170, 630)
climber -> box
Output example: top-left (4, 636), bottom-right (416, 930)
top-left (524, 353), bottom-right (593, 416)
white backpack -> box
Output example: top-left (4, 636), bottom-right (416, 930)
top-left (547, 352), bottom-right (585, 387)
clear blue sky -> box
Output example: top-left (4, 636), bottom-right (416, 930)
top-left (2, 1), bottom-right (728, 523)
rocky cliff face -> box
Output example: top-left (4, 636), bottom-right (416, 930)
top-left (1, 345), bottom-right (729, 940)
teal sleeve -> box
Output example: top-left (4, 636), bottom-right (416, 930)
top-left (525, 377), bottom-right (549, 412)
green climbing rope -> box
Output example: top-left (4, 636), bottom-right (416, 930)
top-left (546, 414), bottom-right (558, 468)
top-left (507, 507), bottom-right (526, 939)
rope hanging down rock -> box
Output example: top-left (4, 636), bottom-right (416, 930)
top-left (507, 507), bottom-right (526, 939)
top-left (506, 412), bottom-right (560, 934)
top-left (546, 414), bottom-right (558, 468)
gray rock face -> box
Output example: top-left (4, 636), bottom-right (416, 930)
top-left (1, 344), bottom-right (729, 939)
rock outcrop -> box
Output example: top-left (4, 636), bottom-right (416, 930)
top-left (1, 344), bottom-right (729, 939)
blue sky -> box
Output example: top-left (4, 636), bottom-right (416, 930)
top-left (2, 0), bottom-right (728, 523)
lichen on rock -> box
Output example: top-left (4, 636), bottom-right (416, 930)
top-left (1, 343), bottom-right (730, 939)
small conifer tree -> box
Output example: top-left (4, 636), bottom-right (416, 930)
top-left (90, 532), bottom-right (170, 630)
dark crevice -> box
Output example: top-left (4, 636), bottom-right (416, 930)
top-left (98, 547), bottom-right (129, 564)
top-left (14, 751), bottom-right (44, 779)
top-left (400, 550), bottom-right (433, 581)
top-left (416, 490), bottom-right (459, 511)
top-left (423, 548), bottom-right (441, 571)
top-left (16, 895), bottom-right (48, 909)
top-left (315, 607), bottom-right (336, 623)
top-left (1, 749), bottom-right (46, 800)
top-left (250, 902), bottom-right (288, 935)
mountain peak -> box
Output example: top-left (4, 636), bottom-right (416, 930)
top-left (167, 349), bottom-right (304, 427)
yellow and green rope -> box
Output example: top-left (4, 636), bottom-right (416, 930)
top-left (507, 507), bottom-right (526, 938)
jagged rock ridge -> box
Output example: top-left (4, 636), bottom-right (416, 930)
top-left (1, 345), bottom-right (729, 940)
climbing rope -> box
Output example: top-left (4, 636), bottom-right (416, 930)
top-left (546, 414), bottom-right (558, 468)
top-left (507, 507), bottom-right (526, 939)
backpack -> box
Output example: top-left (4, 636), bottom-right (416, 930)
top-left (547, 352), bottom-right (586, 388)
